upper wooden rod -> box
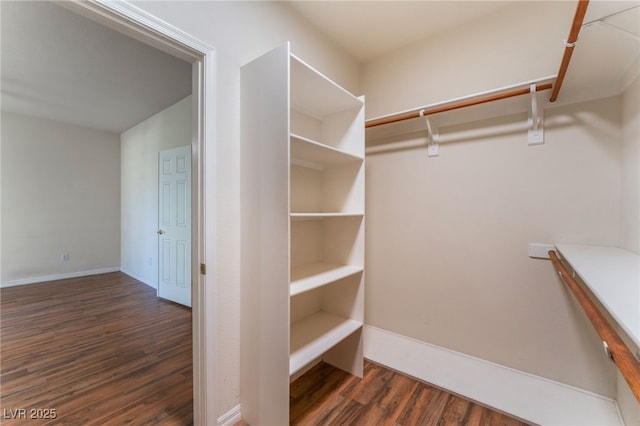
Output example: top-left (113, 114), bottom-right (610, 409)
top-left (549, 0), bottom-right (590, 102)
top-left (365, 83), bottom-right (553, 129)
top-left (548, 250), bottom-right (640, 402)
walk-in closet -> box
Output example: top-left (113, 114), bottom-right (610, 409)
top-left (239, 1), bottom-right (639, 424)
top-left (1, 1), bottom-right (637, 425)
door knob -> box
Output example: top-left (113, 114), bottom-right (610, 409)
top-left (157, 229), bottom-right (165, 235)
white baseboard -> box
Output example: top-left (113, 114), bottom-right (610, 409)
top-left (364, 325), bottom-right (623, 426)
top-left (119, 268), bottom-right (157, 289)
top-left (1, 267), bottom-right (121, 288)
top-left (217, 404), bottom-right (242, 426)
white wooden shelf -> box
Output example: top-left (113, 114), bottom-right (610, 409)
top-left (555, 244), bottom-right (640, 348)
top-left (290, 212), bottom-right (364, 220)
top-left (241, 43), bottom-right (364, 424)
top-left (291, 134), bottom-right (363, 167)
top-left (290, 54), bottom-right (363, 118)
top-left (290, 262), bottom-right (363, 296)
top-left (289, 311), bottom-right (363, 375)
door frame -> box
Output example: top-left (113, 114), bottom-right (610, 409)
top-left (59, 1), bottom-right (217, 424)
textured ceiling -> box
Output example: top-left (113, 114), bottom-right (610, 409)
top-left (1, 1), bottom-right (637, 135)
top-left (287, 1), bottom-right (513, 62)
top-left (289, 0), bottom-right (639, 109)
top-left (1, 1), bottom-right (192, 134)
top-left (288, 1), bottom-right (639, 64)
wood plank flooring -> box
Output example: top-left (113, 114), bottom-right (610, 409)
top-left (0, 272), bottom-right (192, 425)
top-left (238, 360), bottom-right (530, 425)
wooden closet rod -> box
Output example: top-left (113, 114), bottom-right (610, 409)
top-left (365, 82), bottom-right (553, 128)
top-left (548, 250), bottom-right (640, 402)
top-left (549, 0), bottom-right (590, 102)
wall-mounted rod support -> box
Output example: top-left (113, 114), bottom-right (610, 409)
top-left (422, 113), bottom-right (439, 157)
top-left (528, 83), bottom-right (544, 145)
top-left (366, 83), bottom-right (553, 128)
top-left (530, 84), bottom-right (539, 134)
top-left (548, 250), bottom-right (640, 402)
top-left (549, 0), bottom-right (590, 102)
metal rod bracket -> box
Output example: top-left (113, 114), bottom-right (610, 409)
top-left (422, 112), bottom-right (439, 157)
top-left (528, 84), bottom-right (544, 145)
top-left (603, 341), bottom-right (614, 362)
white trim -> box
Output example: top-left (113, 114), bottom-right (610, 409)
top-left (364, 325), bottom-right (623, 426)
top-left (119, 268), bottom-right (157, 290)
top-left (1, 267), bottom-right (121, 288)
top-left (89, 0), bottom-right (214, 54)
top-left (195, 37), bottom-right (218, 426)
top-left (217, 404), bottom-right (242, 426)
top-left (57, 2), bottom-right (216, 425)
top-left (58, 0), bottom-right (212, 62)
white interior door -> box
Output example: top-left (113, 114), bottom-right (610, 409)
top-left (158, 145), bottom-right (191, 307)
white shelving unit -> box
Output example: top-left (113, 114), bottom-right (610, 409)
top-left (241, 42), bottom-right (365, 425)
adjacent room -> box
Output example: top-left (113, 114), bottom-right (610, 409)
top-left (1, 1), bottom-right (638, 425)
top-left (1, 1), bottom-right (195, 423)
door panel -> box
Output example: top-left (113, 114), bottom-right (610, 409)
top-left (158, 145), bottom-right (191, 307)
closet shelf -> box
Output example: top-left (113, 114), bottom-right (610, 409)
top-left (291, 134), bottom-right (364, 167)
top-left (290, 262), bottom-right (363, 296)
top-left (290, 212), bottom-right (364, 221)
top-left (289, 311), bottom-right (362, 375)
top-left (555, 244), bottom-right (640, 348)
top-left (290, 54), bottom-right (363, 118)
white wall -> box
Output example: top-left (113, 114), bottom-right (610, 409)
top-left (617, 73), bottom-right (640, 426)
top-left (120, 96), bottom-right (192, 288)
top-left (621, 75), bottom-right (639, 254)
top-left (1, 111), bottom-right (120, 285)
top-left (362, 1), bottom-right (575, 119)
top-left (365, 98), bottom-right (622, 397)
top-left (130, 1), bottom-right (360, 416)
top-left (362, 1), bottom-right (628, 399)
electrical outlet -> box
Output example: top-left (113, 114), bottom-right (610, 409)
top-left (62, 253), bottom-right (70, 262)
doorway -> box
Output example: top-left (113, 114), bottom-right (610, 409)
top-left (63, 3), bottom-right (217, 423)
top-left (1, 1), bottom-right (216, 423)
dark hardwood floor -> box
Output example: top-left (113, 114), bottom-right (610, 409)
top-left (0, 272), bottom-right (192, 425)
top-left (238, 360), bottom-right (530, 425)
top-left (2, 273), bottom-right (528, 425)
